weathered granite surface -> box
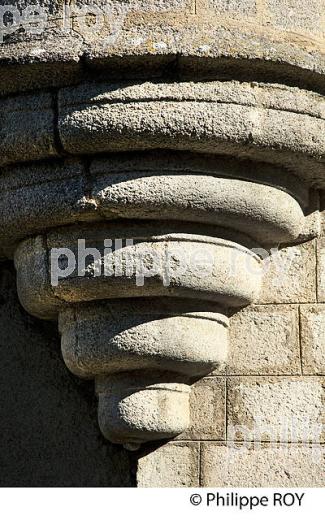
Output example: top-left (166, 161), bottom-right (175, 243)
top-left (0, 0), bottom-right (324, 486)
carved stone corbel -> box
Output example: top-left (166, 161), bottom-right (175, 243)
top-left (1, 80), bottom-right (322, 449)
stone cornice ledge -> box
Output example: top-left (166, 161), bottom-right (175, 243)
top-left (1, 0), bottom-right (325, 96)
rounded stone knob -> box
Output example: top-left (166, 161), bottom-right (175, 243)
top-left (97, 375), bottom-right (191, 447)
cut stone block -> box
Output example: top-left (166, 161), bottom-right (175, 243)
top-left (227, 376), bottom-right (324, 443)
top-left (137, 442), bottom-right (200, 487)
top-left (259, 240), bottom-right (316, 304)
top-left (300, 305), bottom-right (325, 375)
top-left (201, 442), bottom-right (325, 487)
top-left (227, 305), bottom-right (300, 375)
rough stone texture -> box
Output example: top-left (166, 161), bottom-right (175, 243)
top-left (0, 152), bottom-right (310, 255)
top-left (89, 153), bottom-right (307, 244)
top-left (300, 305), bottom-right (325, 375)
top-left (0, 264), bottom-right (132, 486)
top-left (137, 442), bottom-right (199, 487)
top-left (227, 376), bottom-right (324, 443)
top-left (58, 81), bottom-right (325, 185)
top-left (15, 223), bottom-right (263, 318)
top-left (210, 0), bottom-right (257, 15)
top-left (14, 236), bottom-right (63, 321)
top-left (90, 151), bottom-right (311, 209)
top-left (0, 92), bottom-right (58, 167)
top-left (1, 1), bottom-right (325, 96)
top-left (266, 0), bottom-right (325, 36)
top-left (226, 305), bottom-right (300, 375)
top-left (97, 375), bottom-right (191, 448)
top-left (316, 237), bottom-right (325, 302)
top-left (178, 377), bottom-right (226, 440)
top-left (259, 240), bottom-right (317, 304)
top-left (201, 443), bottom-right (325, 487)
top-left (59, 301), bottom-right (228, 379)
top-left (0, 161), bottom-right (97, 257)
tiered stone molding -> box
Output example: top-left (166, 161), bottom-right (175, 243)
top-left (1, 78), bottom-right (322, 449)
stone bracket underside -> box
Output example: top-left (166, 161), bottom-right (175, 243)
top-left (0, 75), bottom-right (323, 449)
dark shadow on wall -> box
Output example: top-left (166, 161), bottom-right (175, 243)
top-left (0, 262), bottom-right (134, 487)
